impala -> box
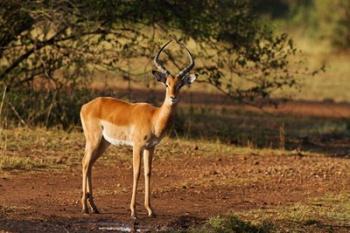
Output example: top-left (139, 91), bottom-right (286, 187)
top-left (80, 40), bottom-right (196, 218)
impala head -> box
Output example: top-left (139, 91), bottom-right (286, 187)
top-left (152, 40), bottom-right (196, 105)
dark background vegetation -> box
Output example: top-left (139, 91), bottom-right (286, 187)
top-left (0, 0), bottom-right (349, 150)
top-left (254, 0), bottom-right (350, 49)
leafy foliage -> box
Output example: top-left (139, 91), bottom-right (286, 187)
top-left (0, 0), bottom-right (300, 127)
top-left (254, 0), bottom-right (350, 49)
top-left (330, 1), bottom-right (350, 49)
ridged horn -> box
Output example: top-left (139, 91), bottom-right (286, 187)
top-left (153, 40), bottom-right (172, 75)
top-left (176, 44), bottom-right (195, 79)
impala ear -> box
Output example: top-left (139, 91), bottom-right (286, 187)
top-left (182, 73), bottom-right (197, 85)
top-left (152, 70), bottom-right (167, 83)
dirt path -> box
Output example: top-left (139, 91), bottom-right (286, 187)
top-left (1, 152), bottom-right (349, 232)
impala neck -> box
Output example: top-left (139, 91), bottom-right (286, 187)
top-left (154, 97), bottom-right (177, 137)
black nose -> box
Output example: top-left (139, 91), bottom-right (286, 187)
top-left (170, 96), bottom-right (176, 100)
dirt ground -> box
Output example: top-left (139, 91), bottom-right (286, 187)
top-left (0, 150), bottom-right (350, 232)
top-left (1, 97), bottom-right (350, 232)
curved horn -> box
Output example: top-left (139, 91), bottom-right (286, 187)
top-left (176, 45), bottom-right (195, 79)
top-left (153, 40), bottom-right (172, 75)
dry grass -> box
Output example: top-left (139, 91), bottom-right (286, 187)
top-left (180, 193), bottom-right (350, 233)
top-left (0, 128), bottom-right (82, 170)
top-left (185, 193), bottom-right (350, 233)
top-left (233, 193), bottom-right (350, 231)
top-left (0, 127), bottom-right (319, 171)
top-left (0, 156), bottom-right (46, 170)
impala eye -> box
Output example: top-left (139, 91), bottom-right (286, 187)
top-left (165, 83), bottom-right (169, 88)
top-left (176, 83), bottom-right (183, 90)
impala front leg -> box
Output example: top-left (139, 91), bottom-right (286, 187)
top-left (130, 145), bottom-right (142, 219)
top-left (143, 147), bottom-right (154, 217)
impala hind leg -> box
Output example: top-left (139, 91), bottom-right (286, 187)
top-left (87, 138), bottom-right (110, 213)
top-left (82, 143), bottom-right (93, 214)
top-left (80, 108), bottom-right (109, 213)
top-left (81, 138), bottom-right (110, 214)
top-left (82, 142), bottom-right (98, 214)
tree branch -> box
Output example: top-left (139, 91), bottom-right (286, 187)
top-left (0, 26), bottom-right (68, 82)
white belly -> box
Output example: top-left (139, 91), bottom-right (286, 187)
top-left (100, 120), bottom-right (133, 146)
top-left (102, 131), bottom-right (133, 146)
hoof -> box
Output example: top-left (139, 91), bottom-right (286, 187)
top-left (81, 208), bottom-right (89, 215)
top-left (130, 213), bottom-right (137, 220)
top-left (91, 208), bottom-right (100, 214)
top-left (148, 212), bottom-right (156, 218)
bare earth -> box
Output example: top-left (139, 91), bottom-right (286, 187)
top-left (1, 152), bottom-right (349, 232)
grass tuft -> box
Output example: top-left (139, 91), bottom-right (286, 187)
top-left (184, 215), bottom-right (273, 233)
top-left (238, 193), bottom-right (350, 228)
top-left (207, 215), bottom-right (273, 233)
top-left (0, 156), bottom-right (46, 170)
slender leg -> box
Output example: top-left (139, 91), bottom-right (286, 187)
top-left (81, 113), bottom-right (102, 214)
top-left (86, 138), bottom-right (110, 213)
top-left (80, 114), bottom-right (106, 214)
top-left (130, 145), bottom-right (142, 219)
top-left (81, 145), bottom-right (92, 214)
top-left (143, 147), bottom-right (154, 217)
top-left (86, 167), bottom-right (99, 213)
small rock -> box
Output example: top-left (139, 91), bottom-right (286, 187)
top-left (210, 170), bottom-right (219, 175)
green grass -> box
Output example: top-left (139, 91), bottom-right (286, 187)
top-left (233, 193), bottom-right (350, 232)
top-left (194, 215), bottom-right (273, 233)
top-left (279, 193), bottom-right (350, 225)
top-left (171, 193), bottom-right (350, 233)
